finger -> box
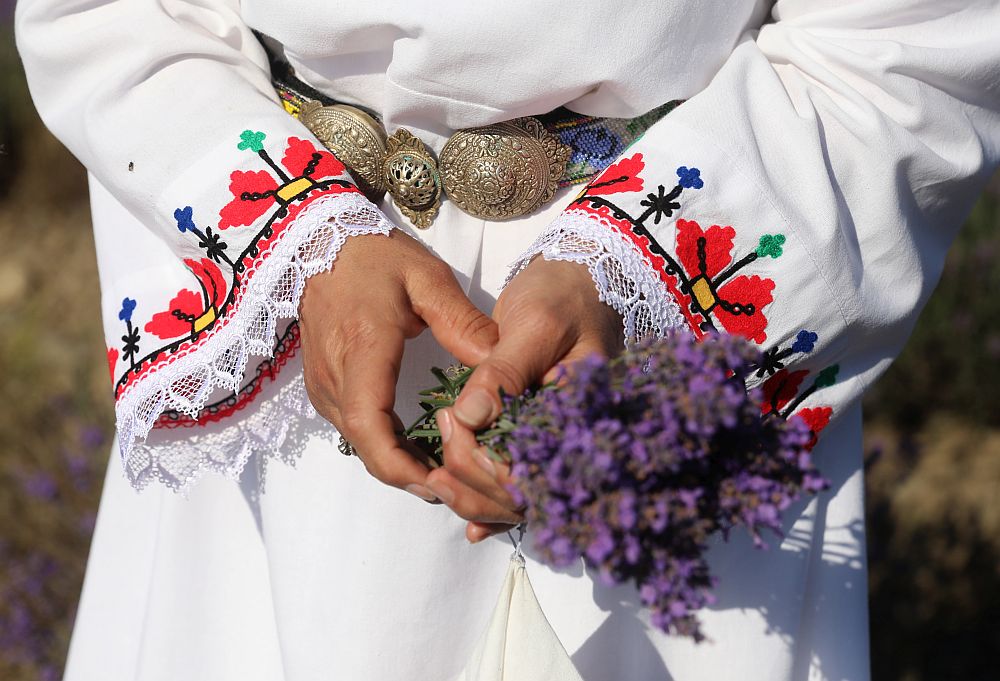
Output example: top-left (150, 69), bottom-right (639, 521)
top-left (466, 522), bottom-right (516, 544)
top-left (453, 309), bottom-right (573, 429)
top-left (305, 358), bottom-right (433, 493)
top-left (541, 336), bottom-right (617, 384)
top-left (438, 408), bottom-right (517, 509)
top-left (410, 262), bottom-right (498, 366)
top-left (424, 468), bottom-right (524, 524)
top-left (338, 329), bottom-right (433, 494)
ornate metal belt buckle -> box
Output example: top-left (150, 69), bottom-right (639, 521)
top-left (298, 101), bottom-right (389, 202)
top-left (383, 129), bottom-right (443, 229)
top-left (299, 98), bottom-right (569, 227)
top-left (300, 99), bottom-right (443, 229)
top-left (440, 117), bottom-right (570, 221)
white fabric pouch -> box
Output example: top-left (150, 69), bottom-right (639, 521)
top-left (455, 552), bottom-right (584, 681)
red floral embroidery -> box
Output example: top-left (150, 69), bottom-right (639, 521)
top-left (145, 259), bottom-right (228, 340)
top-left (571, 158), bottom-right (834, 451)
top-left (219, 171), bottom-right (277, 228)
top-left (587, 153), bottom-right (645, 195)
top-left (793, 406), bottom-right (833, 450)
top-left (218, 137), bottom-right (346, 229)
top-left (760, 369), bottom-right (809, 416)
top-left (676, 221), bottom-right (735, 279)
top-left (714, 276), bottom-right (774, 344)
top-left (282, 137), bottom-right (344, 181)
top-left (107, 347), bottom-right (119, 385)
top-left (674, 219), bottom-right (775, 344)
top-left (108, 127), bottom-right (363, 407)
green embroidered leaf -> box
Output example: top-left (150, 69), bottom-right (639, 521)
top-left (237, 130), bottom-right (266, 153)
top-left (756, 234), bottom-right (786, 259)
top-left (815, 364), bottom-right (840, 389)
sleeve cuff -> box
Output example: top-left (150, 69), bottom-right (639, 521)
top-left (507, 208), bottom-right (689, 345)
top-left (114, 190), bottom-right (393, 491)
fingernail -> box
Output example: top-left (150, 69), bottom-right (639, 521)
top-left (425, 480), bottom-right (455, 505)
top-left (405, 484), bottom-right (438, 502)
top-left (455, 389), bottom-right (495, 427)
top-left (474, 449), bottom-right (497, 479)
top-left (438, 409), bottom-right (453, 443)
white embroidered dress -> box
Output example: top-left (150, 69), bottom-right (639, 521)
top-left (15, 1), bottom-right (1000, 679)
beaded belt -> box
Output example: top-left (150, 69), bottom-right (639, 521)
top-left (273, 66), bottom-right (677, 228)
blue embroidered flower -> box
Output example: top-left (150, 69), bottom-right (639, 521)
top-left (174, 206), bottom-right (195, 233)
top-left (237, 130), bottom-right (266, 153)
top-left (791, 330), bottom-right (818, 354)
top-left (676, 166), bottom-right (704, 189)
top-left (118, 297), bottom-right (137, 323)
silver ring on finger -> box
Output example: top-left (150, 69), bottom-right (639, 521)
top-left (338, 435), bottom-right (358, 457)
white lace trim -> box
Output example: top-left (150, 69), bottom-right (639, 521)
top-left (507, 208), bottom-right (686, 343)
top-left (125, 373), bottom-right (326, 493)
top-left (116, 191), bottom-right (393, 490)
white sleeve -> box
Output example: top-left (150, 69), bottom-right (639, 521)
top-left (512, 0), bottom-right (1000, 449)
top-left (16, 0), bottom-right (395, 490)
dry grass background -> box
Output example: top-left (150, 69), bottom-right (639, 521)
top-left (1, 21), bottom-right (111, 681)
top-left (1, 16), bottom-right (999, 681)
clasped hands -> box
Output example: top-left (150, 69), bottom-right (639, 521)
top-left (299, 231), bottom-right (622, 543)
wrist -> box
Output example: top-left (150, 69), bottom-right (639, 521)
top-left (513, 257), bottom-right (625, 347)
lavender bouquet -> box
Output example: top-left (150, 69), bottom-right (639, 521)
top-left (407, 331), bottom-right (827, 640)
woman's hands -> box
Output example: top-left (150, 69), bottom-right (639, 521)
top-left (300, 235), bottom-right (622, 542)
top-left (299, 230), bottom-right (498, 501)
top-left (424, 257), bottom-right (625, 542)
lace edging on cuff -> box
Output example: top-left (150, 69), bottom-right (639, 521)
top-left (506, 208), bottom-right (687, 343)
top-left (126, 373), bottom-right (321, 493)
top-left (115, 191), bottom-right (393, 490)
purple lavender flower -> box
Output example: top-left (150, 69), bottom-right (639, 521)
top-left (0, 553), bottom-right (61, 670)
top-left (79, 425), bottom-right (107, 451)
top-left (483, 331), bottom-right (827, 639)
top-left (18, 471), bottom-right (58, 501)
top-left (39, 666), bottom-right (61, 681)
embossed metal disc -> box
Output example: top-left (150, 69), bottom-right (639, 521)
top-left (439, 117), bottom-right (571, 221)
top-left (299, 101), bottom-right (388, 201)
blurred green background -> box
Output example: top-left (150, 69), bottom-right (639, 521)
top-left (1, 12), bottom-right (999, 681)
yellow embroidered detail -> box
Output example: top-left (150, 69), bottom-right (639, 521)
top-left (690, 276), bottom-right (717, 312)
top-left (193, 307), bottom-right (217, 333)
top-left (281, 99), bottom-right (300, 117)
top-left (276, 177), bottom-right (314, 202)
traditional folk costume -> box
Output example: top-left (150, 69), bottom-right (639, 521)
top-left (16, 1), bottom-right (1000, 679)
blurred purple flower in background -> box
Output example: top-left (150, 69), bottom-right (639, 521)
top-left (0, 390), bottom-right (107, 678)
top-left (79, 425), bottom-right (105, 451)
top-left (18, 471), bottom-right (58, 501)
top-left (0, 554), bottom-right (62, 667)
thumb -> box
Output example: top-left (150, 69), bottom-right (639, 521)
top-left (453, 322), bottom-right (569, 429)
top-left (413, 269), bottom-right (499, 367)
